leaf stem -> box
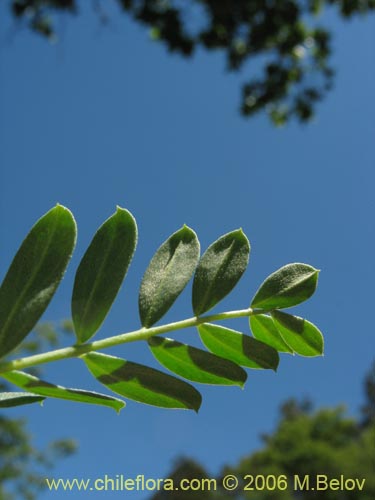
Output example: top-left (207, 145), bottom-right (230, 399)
top-left (0, 307), bottom-right (258, 374)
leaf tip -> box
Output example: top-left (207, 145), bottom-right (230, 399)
top-left (180, 224), bottom-right (197, 238)
top-left (116, 402), bottom-right (126, 414)
top-left (235, 228), bottom-right (250, 244)
top-left (191, 393), bottom-right (202, 413)
top-left (54, 203), bottom-right (71, 214)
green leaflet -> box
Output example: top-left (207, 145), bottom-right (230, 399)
top-left (251, 263), bottom-right (319, 310)
top-left (83, 352), bottom-right (202, 412)
top-left (0, 205), bottom-right (76, 359)
top-left (198, 323), bottom-right (279, 371)
top-left (2, 370), bottom-right (125, 412)
top-left (0, 392), bottom-right (45, 408)
top-left (271, 310), bottom-right (324, 357)
top-left (72, 207), bottom-right (137, 343)
top-left (148, 337), bottom-right (247, 387)
top-left (139, 226), bottom-right (199, 327)
top-left (0, 205), bottom-right (325, 414)
top-left (250, 314), bottom-right (293, 353)
top-left (192, 230), bottom-right (250, 316)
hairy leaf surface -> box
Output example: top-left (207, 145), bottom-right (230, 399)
top-left (192, 230), bottom-right (250, 315)
top-left (251, 263), bottom-right (319, 310)
top-left (139, 226), bottom-right (199, 327)
top-left (72, 207), bottom-right (137, 342)
top-left (0, 205), bottom-right (76, 358)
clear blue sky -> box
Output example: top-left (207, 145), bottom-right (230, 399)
top-left (1, 3), bottom-right (374, 499)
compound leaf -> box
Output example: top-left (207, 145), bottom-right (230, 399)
top-left (2, 370), bottom-right (125, 412)
top-left (250, 314), bottom-right (293, 353)
top-left (72, 207), bottom-right (137, 343)
top-left (84, 352), bottom-right (202, 411)
top-left (148, 337), bottom-right (247, 386)
top-left (0, 205), bottom-right (76, 359)
top-left (271, 310), bottom-right (324, 357)
top-left (251, 263), bottom-right (319, 310)
top-left (198, 323), bottom-right (279, 371)
top-left (139, 226), bottom-right (199, 327)
top-left (192, 230), bottom-right (250, 316)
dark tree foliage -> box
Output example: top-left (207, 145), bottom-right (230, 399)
top-left (0, 322), bottom-right (76, 500)
top-left (0, 415), bottom-right (76, 500)
top-left (150, 458), bottom-right (217, 500)
top-left (219, 402), bottom-right (375, 499)
top-left (9, 0), bottom-right (375, 124)
top-left (360, 360), bottom-right (375, 428)
top-left (149, 361), bottom-right (375, 500)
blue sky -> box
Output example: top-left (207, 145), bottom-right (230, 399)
top-left (1, 3), bottom-right (374, 498)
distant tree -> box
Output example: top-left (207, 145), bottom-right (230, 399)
top-left (150, 458), bottom-right (217, 500)
top-left (149, 361), bottom-right (375, 500)
top-left (360, 360), bottom-right (375, 428)
top-left (9, 1), bottom-right (375, 124)
top-left (221, 401), bottom-right (374, 499)
top-left (0, 322), bottom-right (77, 500)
